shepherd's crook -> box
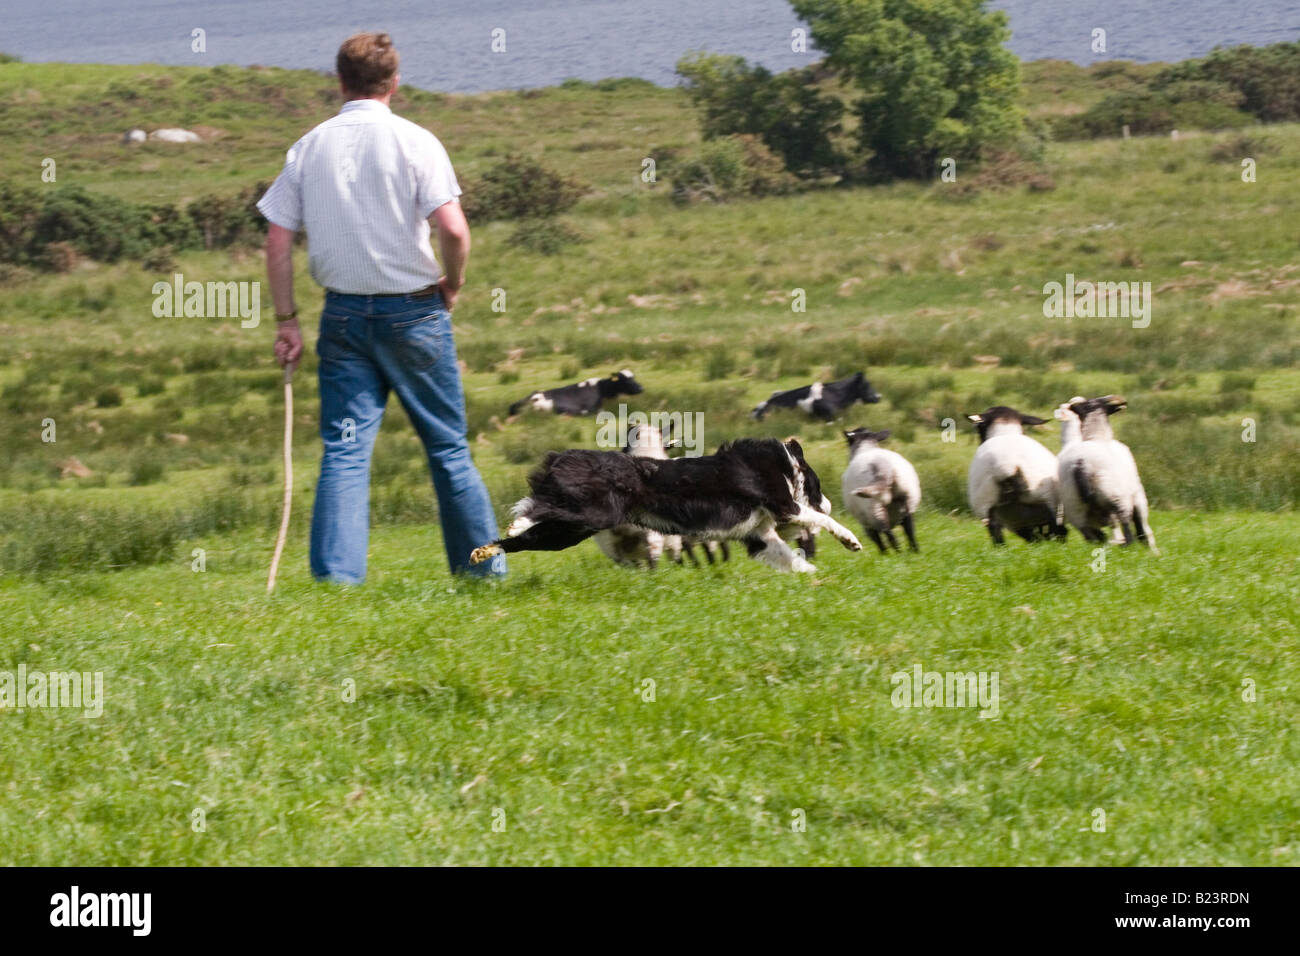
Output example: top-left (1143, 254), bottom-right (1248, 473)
top-left (267, 365), bottom-right (294, 592)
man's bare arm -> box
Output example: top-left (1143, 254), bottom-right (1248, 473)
top-left (266, 224), bottom-right (302, 369)
top-left (432, 201), bottom-right (470, 310)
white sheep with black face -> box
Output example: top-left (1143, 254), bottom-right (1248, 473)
top-left (967, 406), bottom-right (1066, 545)
top-left (593, 423), bottom-right (683, 568)
top-left (841, 427), bottom-right (921, 553)
top-left (1054, 397), bottom-right (1085, 448)
top-left (1056, 395), bottom-right (1157, 552)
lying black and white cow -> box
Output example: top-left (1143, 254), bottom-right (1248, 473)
top-left (508, 370), bottom-right (643, 416)
top-left (469, 437), bottom-right (862, 573)
top-left (751, 371), bottom-right (882, 422)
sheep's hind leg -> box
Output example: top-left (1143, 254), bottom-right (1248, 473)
top-left (1116, 516), bottom-right (1135, 546)
top-left (1133, 503), bottom-right (1159, 554)
top-left (901, 513), bottom-right (920, 552)
top-left (986, 513), bottom-right (1006, 546)
top-left (866, 529), bottom-right (887, 554)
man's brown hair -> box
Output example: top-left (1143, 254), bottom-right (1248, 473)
top-left (337, 32), bottom-right (399, 96)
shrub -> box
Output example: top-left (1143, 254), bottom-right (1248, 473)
top-left (1151, 41), bottom-right (1300, 123)
top-left (506, 218), bottom-right (585, 255)
top-left (95, 386), bottom-right (124, 408)
top-left (0, 182), bottom-right (246, 269)
top-left (40, 241), bottom-right (79, 272)
top-left (1207, 132), bottom-right (1278, 162)
top-left (127, 454), bottom-right (166, 486)
top-left (704, 348), bottom-right (735, 381)
top-left (187, 181), bottom-right (269, 250)
top-left (142, 245), bottom-right (177, 272)
top-left (460, 155), bottom-right (584, 222)
top-left (670, 134), bottom-right (799, 204)
top-left (676, 53), bottom-right (847, 178)
top-left (1052, 88), bottom-right (1253, 139)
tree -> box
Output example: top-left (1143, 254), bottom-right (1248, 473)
top-left (790, 0), bottom-right (1022, 179)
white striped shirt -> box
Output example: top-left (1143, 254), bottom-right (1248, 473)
top-left (257, 99), bottom-right (461, 295)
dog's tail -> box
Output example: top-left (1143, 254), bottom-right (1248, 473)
top-left (507, 397), bottom-right (526, 416)
top-left (750, 401), bottom-right (768, 421)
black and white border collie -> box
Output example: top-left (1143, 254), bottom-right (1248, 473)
top-left (751, 371), bottom-right (882, 422)
top-left (470, 438), bottom-right (862, 573)
top-left (507, 370), bottom-right (643, 417)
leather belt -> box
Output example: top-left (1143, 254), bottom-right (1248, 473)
top-left (327, 284), bottom-right (439, 299)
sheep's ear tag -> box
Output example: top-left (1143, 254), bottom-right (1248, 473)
top-left (610, 374), bottom-right (621, 381)
top-left (967, 415), bottom-right (983, 423)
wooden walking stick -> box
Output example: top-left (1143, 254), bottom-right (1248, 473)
top-left (267, 364), bottom-right (294, 592)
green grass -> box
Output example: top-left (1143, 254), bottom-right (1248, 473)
top-left (1, 59), bottom-right (1297, 864)
top-left (1, 513), bottom-right (1296, 865)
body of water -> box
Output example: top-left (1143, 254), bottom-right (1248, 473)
top-left (2, 0), bottom-right (1298, 92)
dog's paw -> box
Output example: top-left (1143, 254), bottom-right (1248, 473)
top-left (842, 535), bottom-right (863, 552)
top-left (469, 544), bottom-right (502, 565)
top-left (791, 556), bottom-right (818, 574)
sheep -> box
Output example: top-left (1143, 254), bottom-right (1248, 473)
top-left (841, 427), bottom-right (921, 552)
top-left (1056, 398), bottom-right (1123, 546)
top-left (967, 406), bottom-right (1066, 544)
top-left (1056, 395), bottom-right (1158, 552)
top-left (593, 423), bottom-right (684, 568)
top-left (148, 128), bottom-right (202, 144)
top-left (1054, 397), bottom-right (1085, 448)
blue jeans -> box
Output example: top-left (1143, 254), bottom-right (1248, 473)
top-left (309, 290), bottom-right (505, 583)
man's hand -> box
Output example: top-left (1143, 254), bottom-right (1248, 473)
top-left (265, 223), bottom-right (300, 369)
top-left (437, 276), bottom-right (462, 311)
top-left (275, 319), bottom-right (304, 371)
top-left (432, 201), bottom-right (470, 313)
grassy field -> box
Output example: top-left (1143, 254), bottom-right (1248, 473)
top-left (1, 58), bottom-right (1298, 864)
top-left (2, 514), bottom-right (1298, 865)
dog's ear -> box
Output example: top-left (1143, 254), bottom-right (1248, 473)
top-left (783, 437), bottom-right (805, 459)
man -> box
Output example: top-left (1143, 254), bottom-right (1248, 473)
top-left (257, 31), bottom-right (505, 583)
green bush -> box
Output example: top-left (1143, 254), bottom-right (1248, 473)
top-left (704, 348), bottom-right (736, 381)
top-left (1151, 41), bottom-right (1300, 123)
top-left (95, 386), bottom-right (124, 408)
top-left (460, 155), bottom-right (584, 223)
top-left (670, 134), bottom-right (799, 204)
top-left (127, 454), bottom-right (166, 487)
top-left (1052, 88), bottom-right (1253, 140)
top-left (187, 181), bottom-right (269, 250)
top-left (506, 218), bottom-right (585, 255)
top-left (676, 53), bottom-right (847, 178)
top-left (0, 181), bottom-right (270, 269)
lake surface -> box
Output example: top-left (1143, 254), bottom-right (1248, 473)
top-left (3, 0), bottom-right (1299, 92)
